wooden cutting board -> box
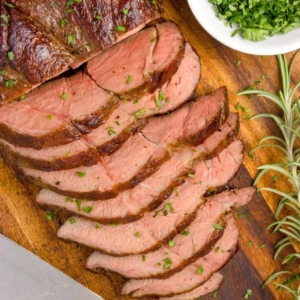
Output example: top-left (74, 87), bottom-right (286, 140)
top-left (0, 1), bottom-right (299, 299)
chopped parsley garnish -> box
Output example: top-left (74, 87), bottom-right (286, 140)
top-left (142, 255), bottom-right (146, 261)
top-left (65, 151), bottom-right (72, 157)
top-left (61, 18), bottom-right (67, 28)
top-left (95, 222), bottom-right (101, 229)
top-left (133, 98), bottom-right (140, 104)
top-left (168, 240), bottom-right (176, 247)
top-left (163, 258), bottom-right (172, 269)
top-left (47, 114), bottom-right (53, 120)
top-left (4, 2), bottom-right (15, 8)
top-left (182, 230), bottom-right (189, 236)
top-left (238, 211), bottom-right (250, 218)
top-left (243, 289), bottom-right (252, 299)
top-left (236, 60), bottom-right (241, 66)
top-left (152, 0), bottom-right (157, 5)
top-left (259, 244), bottom-right (266, 248)
top-left (82, 206), bottom-right (93, 213)
top-left (159, 90), bottom-right (167, 101)
top-left (76, 171), bottom-right (86, 178)
top-left (188, 173), bottom-right (195, 178)
top-left (122, 8), bottom-right (129, 15)
top-left (126, 75), bottom-right (132, 84)
top-left (19, 94), bottom-right (26, 101)
top-left (66, 8), bottom-right (73, 14)
top-left (197, 265), bottom-right (204, 274)
top-left (215, 246), bottom-right (220, 253)
top-left (65, 197), bottom-right (74, 202)
top-left (115, 121), bottom-right (120, 126)
top-left (214, 224), bottom-right (223, 230)
top-left (75, 198), bottom-right (82, 211)
top-left (172, 187), bottom-right (180, 197)
top-left (235, 102), bottom-right (251, 120)
top-left (134, 232), bottom-right (141, 237)
top-left (115, 25), bottom-right (126, 32)
top-left (248, 241), bottom-right (253, 246)
top-left (107, 126), bottom-right (116, 136)
top-left (7, 51), bottom-right (14, 61)
top-left (1, 14), bottom-right (9, 26)
top-left (272, 175), bottom-right (279, 181)
top-left (0, 70), bottom-right (7, 76)
top-left (69, 217), bottom-right (76, 224)
top-left (67, 33), bottom-right (76, 45)
top-left (155, 96), bottom-right (162, 108)
top-left (134, 108), bottom-right (146, 118)
top-left (46, 210), bottom-right (55, 221)
top-left (151, 37), bottom-right (157, 43)
top-left (4, 80), bottom-right (15, 88)
top-left (154, 202), bottom-right (174, 217)
top-left (95, 14), bottom-right (102, 20)
top-left (213, 291), bottom-right (218, 298)
top-left (61, 92), bottom-right (68, 100)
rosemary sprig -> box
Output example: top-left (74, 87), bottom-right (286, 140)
top-left (238, 51), bottom-right (300, 299)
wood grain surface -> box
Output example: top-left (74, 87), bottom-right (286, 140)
top-left (1, 1), bottom-right (300, 300)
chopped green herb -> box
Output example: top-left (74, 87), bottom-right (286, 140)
top-left (151, 37), bottom-right (157, 43)
top-left (65, 197), bottom-right (74, 202)
top-left (4, 2), bottom-right (15, 8)
top-left (7, 51), bottom-right (14, 61)
top-left (259, 244), bottom-right (266, 248)
top-left (106, 126), bottom-right (116, 136)
top-left (172, 187), bottom-right (180, 197)
top-left (66, 8), bottom-right (73, 14)
top-left (19, 94), bottom-right (26, 101)
top-left (168, 240), bottom-right (176, 247)
top-left (235, 102), bottom-right (251, 120)
top-left (76, 171), bottom-right (86, 178)
top-left (188, 173), bottom-right (195, 178)
top-left (163, 258), bottom-right (172, 269)
top-left (155, 96), bottom-right (162, 108)
top-left (248, 151), bottom-right (255, 159)
top-left (109, 223), bottom-right (117, 226)
top-left (260, 75), bottom-right (269, 80)
top-left (197, 265), bottom-right (204, 274)
top-left (4, 80), bottom-right (15, 88)
top-left (255, 80), bottom-right (261, 86)
top-left (1, 14), bottom-right (9, 26)
top-left (238, 211), bottom-right (250, 218)
top-left (69, 217), bottom-right (76, 224)
top-left (61, 18), bottom-right (67, 28)
top-left (82, 206), bottom-right (93, 213)
top-left (95, 14), bottom-right (102, 20)
top-left (75, 198), bottom-right (82, 211)
top-left (115, 25), bottom-right (126, 32)
top-left (272, 175), bottom-right (279, 181)
top-left (122, 8), bottom-right (129, 15)
top-left (236, 60), bottom-right (241, 66)
top-left (0, 70), bottom-right (7, 76)
top-left (142, 255), bottom-right (146, 261)
top-left (134, 108), bottom-right (146, 118)
top-left (182, 230), bottom-right (189, 236)
top-left (96, 222), bottom-right (101, 229)
top-left (47, 114), bottom-right (53, 120)
top-left (133, 98), bottom-right (140, 104)
top-left (159, 90), bottom-right (167, 101)
top-left (215, 246), bottom-right (220, 253)
top-left (213, 291), bottom-right (218, 298)
top-left (61, 92), bottom-right (68, 100)
top-left (134, 232), bottom-right (140, 237)
top-left (67, 33), bottom-right (76, 44)
top-left (153, 202), bottom-right (174, 217)
top-left (248, 241), bottom-right (253, 246)
top-left (65, 151), bottom-right (72, 157)
top-left (214, 224), bottom-right (223, 230)
top-left (152, 0), bottom-right (157, 5)
top-left (218, 76), bottom-right (222, 82)
top-left (115, 121), bottom-right (120, 126)
top-left (46, 210), bottom-right (55, 221)
top-left (126, 75), bottom-right (132, 84)
top-left (244, 289), bottom-right (252, 299)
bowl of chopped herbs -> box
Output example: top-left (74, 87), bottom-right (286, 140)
top-left (187, 0), bottom-right (300, 55)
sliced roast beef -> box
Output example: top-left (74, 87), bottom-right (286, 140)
top-left (159, 272), bottom-right (223, 300)
top-left (121, 213), bottom-right (238, 297)
top-left (23, 89), bottom-right (228, 198)
top-left (57, 140), bottom-right (246, 255)
top-left (87, 22), bottom-right (185, 98)
top-left (86, 188), bottom-right (246, 280)
top-left (7, 8), bottom-right (73, 85)
top-left (36, 113), bottom-right (239, 220)
top-left (0, 4), bottom-right (9, 70)
top-left (0, 102), bottom-right (80, 149)
top-left (120, 42), bottom-right (200, 117)
top-left (24, 72), bottom-right (118, 132)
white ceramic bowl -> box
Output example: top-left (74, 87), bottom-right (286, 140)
top-left (187, 0), bottom-right (300, 55)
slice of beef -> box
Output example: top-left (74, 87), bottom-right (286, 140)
top-left (0, 107), bottom-right (145, 171)
top-left (0, 4), bottom-right (9, 70)
top-left (121, 213), bottom-right (238, 297)
top-left (24, 72), bottom-right (118, 132)
top-left (23, 89), bottom-right (228, 199)
top-left (57, 140), bottom-right (246, 256)
top-left (36, 113), bottom-right (239, 221)
top-left (0, 102), bottom-right (80, 149)
top-left (87, 22), bottom-right (185, 98)
top-left (120, 42), bottom-right (200, 117)
top-left (85, 187), bottom-right (255, 278)
top-left (159, 272), bottom-right (223, 300)
top-left (7, 8), bottom-right (74, 84)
